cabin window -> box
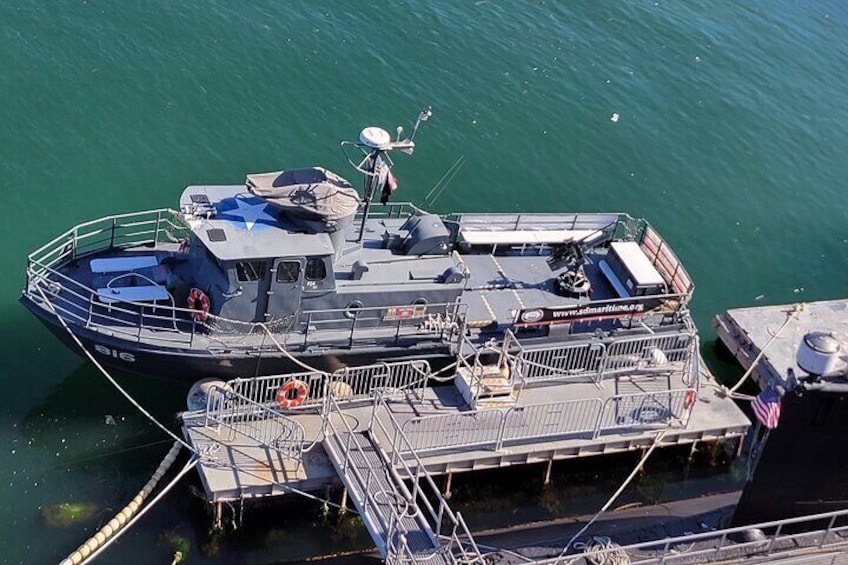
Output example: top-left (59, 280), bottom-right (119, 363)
top-left (235, 261), bottom-right (267, 282)
top-left (305, 258), bottom-right (327, 281)
top-left (276, 261), bottom-right (301, 283)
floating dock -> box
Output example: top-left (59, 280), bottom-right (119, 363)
top-left (714, 299), bottom-right (848, 390)
top-left (179, 330), bottom-right (750, 562)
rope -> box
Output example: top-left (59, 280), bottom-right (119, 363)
top-left (258, 321), bottom-right (462, 383)
top-left (257, 322), bottom-right (331, 375)
top-left (34, 285), bottom-right (194, 450)
top-left (60, 441), bottom-right (190, 565)
top-left (573, 536), bottom-right (630, 565)
top-left (725, 303), bottom-right (803, 395)
top-left (558, 431), bottom-right (666, 560)
top-left (74, 455), bottom-right (198, 564)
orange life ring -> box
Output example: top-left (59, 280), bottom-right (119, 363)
top-left (187, 287), bottom-right (210, 321)
top-left (276, 380), bottom-right (309, 409)
top-left (684, 389), bottom-right (697, 409)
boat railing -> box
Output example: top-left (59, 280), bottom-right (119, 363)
top-left (547, 506), bottom-right (848, 565)
top-left (24, 263), bottom-right (206, 345)
top-left (370, 393), bottom-right (483, 562)
top-left (203, 385), bottom-right (306, 468)
top-left (355, 201), bottom-right (426, 221)
top-left (23, 208), bottom-right (204, 343)
top-left (394, 387), bottom-right (696, 455)
top-left (227, 360), bottom-right (431, 410)
top-left (26, 208), bottom-right (189, 279)
top-left (296, 300), bottom-right (466, 349)
top-left (639, 223), bottom-right (694, 300)
top-left (446, 211), bottom-right (626, 233)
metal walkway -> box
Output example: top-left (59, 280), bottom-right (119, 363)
top-left (323, 430), bottom-right (444, 560)
top-left (323, 392), bottom-right (482, 563)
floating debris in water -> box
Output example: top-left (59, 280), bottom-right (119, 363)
top-left (610, 112), bottom-right (620, 123)
top-left (42, 502), bottom-right (97, 527)
top-left (105, 415), bottom-right (116, 426)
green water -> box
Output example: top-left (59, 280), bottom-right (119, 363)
top-left (2, 1), bottom-right (847, 562)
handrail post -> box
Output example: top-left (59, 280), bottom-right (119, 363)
top-left (822, 514), bottom-right (837, 547)
top-left (593, 398), bottom-right (608, 439)
top-left (495, 409), bottom-right (507, 451)
top-left (766, 523), bottom-right (783, 554)
top-left (153, 210), bottom-right (162, 247)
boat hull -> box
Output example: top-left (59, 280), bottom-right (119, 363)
top-left (21, 295), bottom-right (454, 381)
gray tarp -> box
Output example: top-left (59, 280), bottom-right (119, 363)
top-left (246, 167), bottom-right (360, 221)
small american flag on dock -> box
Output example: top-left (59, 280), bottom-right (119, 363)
top-left (752, 386), bottom-right (782, 429)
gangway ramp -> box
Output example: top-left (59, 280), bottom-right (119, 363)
top-left (323, 393), bottom-right (482, 564)
top-left (323, 431), bottom-right (445, 561)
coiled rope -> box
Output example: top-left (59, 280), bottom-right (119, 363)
top-left (573, 536), bottom-right (630, 565)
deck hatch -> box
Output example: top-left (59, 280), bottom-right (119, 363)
top-left (206, 228), bottom-right (227, 242)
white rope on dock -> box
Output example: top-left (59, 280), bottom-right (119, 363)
top-left (557, 431), bottom-right (667, 561)
top-left (59, 441), bottom-right (196, 565)
top-left (725, 302), bottom-right (804, 395)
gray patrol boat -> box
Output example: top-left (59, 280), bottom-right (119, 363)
top-left (22, 108), bottom-right (696, 380)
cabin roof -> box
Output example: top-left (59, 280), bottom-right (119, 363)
top-left (180, 185), bottom-right (335, 261)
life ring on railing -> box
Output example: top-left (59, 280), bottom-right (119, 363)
top-left (187, 287), bottom-right (210, 322)
top-left (684, 389), bottom-right (697, 409)
top-left (276, 379), bottom-right (309, 409)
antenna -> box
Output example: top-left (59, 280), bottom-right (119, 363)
top-left (340, 106), bottom-right (432, 242)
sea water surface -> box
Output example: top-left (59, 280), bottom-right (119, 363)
top-left (1, 1), bottom-right (847, 563)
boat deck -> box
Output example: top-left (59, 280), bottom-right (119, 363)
top-left (181, 370), bottom-right (749, 503)
top-left (714, 299), bottom-right (848, 390)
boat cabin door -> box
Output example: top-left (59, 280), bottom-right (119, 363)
top-left (266, 258), bottom-right (304, 323)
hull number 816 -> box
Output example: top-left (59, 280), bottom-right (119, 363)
top-left (94, 344), bottom-right (136, 363)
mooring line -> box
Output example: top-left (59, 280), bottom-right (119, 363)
top-left (62, 451), bottom-right (198, 565)
top-left (34, 285), bottom-right (194, 451)
top-left (557, 430), bottom-right (667, 560)
top-left (725, 302), bottom-right (803, 395)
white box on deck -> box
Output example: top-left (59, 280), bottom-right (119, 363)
top-left (607, 241), bottom-right (666, 296)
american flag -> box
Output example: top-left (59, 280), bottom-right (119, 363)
top-left (752, 386), bottom-right (782, 429)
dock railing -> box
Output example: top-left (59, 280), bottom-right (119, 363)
top-left (488, 325), bottom-right (698, 389)
top-left (547, 506), bottom-right (848, 565)
top-left (395, 387), bottom-right (696, 455)
top-left (227, 360), bottom-right (431, 410)
top-left (369, 394), bottom-right (483, 563)
top-left (204, 385), bottom-right (306, 467)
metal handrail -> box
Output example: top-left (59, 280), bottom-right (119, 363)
top-left (536, 506), bottom-right (848, 564)
top-left (371, 393), bottom-right (483, 562)
top-left (324, 392), bottom-right (442, 559)
top-left (395, 388), bottom-right (696, 455)
top-left (227, 360), bottom-right (431, 409)
top-left (204, 386), bottom-right (306, 467)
